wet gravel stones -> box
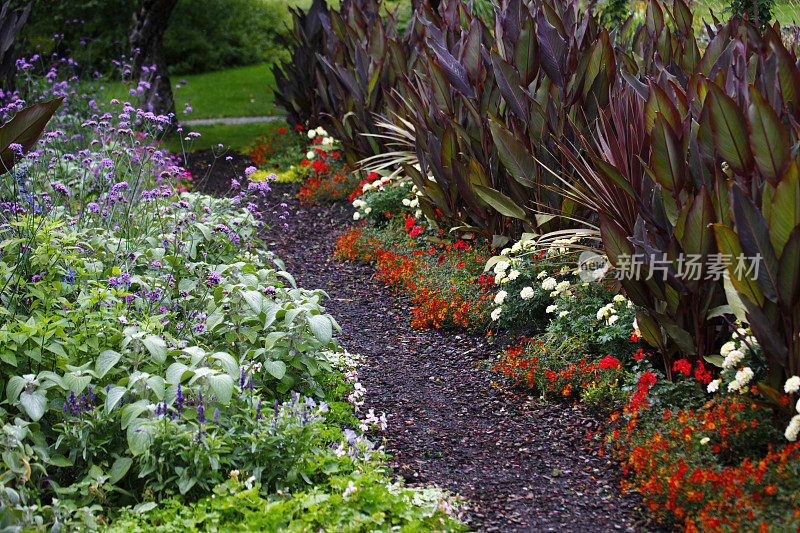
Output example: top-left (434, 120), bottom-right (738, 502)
top-left (188, 151), bottom-right (654, 532)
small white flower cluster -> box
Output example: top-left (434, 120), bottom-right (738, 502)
top-left (307, 126), bottom-right (335, 145)
top-left (784, 376), bottom-right (800, 442)
top-left (707, 326), bottom-right (761, 395)
top-left (352, 175), bottom-right (409, 221)
top-left (322, 349), bottom-right (364, 373)
top-left (401, 183), bottom-right (424, 219)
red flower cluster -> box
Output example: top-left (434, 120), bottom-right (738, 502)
top-left (599, 355), bottom-right (621, 370)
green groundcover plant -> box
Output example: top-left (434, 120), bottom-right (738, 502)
top-left (0, 49), bottom-right (465, 532)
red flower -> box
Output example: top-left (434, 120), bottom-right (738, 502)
top-left (599, 356), bottom-right (621, 370)
top-left (673, 358), bottom-right (692, 376)
top-left (300, 160), bottom-right (310, 167)
top-left (457, 261), bottom-right (465, 268)
top-left (637, 371), bottom-right (657, 392)
top-left (632, 348), bottom-right (647, 361)
top-left (295, 125), bottom-right (303, 130)
top-left (409, 225), bottom-right (424, 238)
top-left (368, 172), bottom-right (379, 181)
top-left (404, 215), bottom-right (416, 232)
top-left (278, 127), bottom-right (287, 134)
top-left (630, 332), bottom-right (639, 343)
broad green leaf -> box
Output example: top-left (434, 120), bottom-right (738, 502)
top-left (105, 385), bottom-right (127, 414)
top-left (242, 290), bottom-right (264, 314)
top-left (19, 391), bottom-right (46, 421)
top-left (6, 376), bottom-right (25, 402)
top-left (166, 362), bottom-right (190, 385)
top-left (95, 350), bottom-right (122, 379)
top-left (211, 352), bottom-right (239, 379)
top-left (108, 456), bottom-right (133, 484)
top-left (142, 335), bottom-right (166, 364)
top-left (263, 360), bottom-right (287, 380)
top-left (121, 400), bottom-right (148, 429)
top-left (207, 373), bottom-right (233, 404)
top-left (127, 421), bottom-right (153, 456)
top-left (308, 314), bottom-right (332, 344)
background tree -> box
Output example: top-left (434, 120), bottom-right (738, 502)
top-left (129, 0), bottom-right (178, 119)
top-left (0, 1), bottom-right (31, 93)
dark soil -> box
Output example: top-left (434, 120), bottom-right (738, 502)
top-left (188, 151), bottom-right (654, 532)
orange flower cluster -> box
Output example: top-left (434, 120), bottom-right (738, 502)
top-left (334, 226), bottom-right (491, 330)
top-left (249, 126), bottom-right (290, 168)
top-left (494, 339), bottom-right (606, 399)
top-left (297, 150), bottom-right (355, 205)
top-left (606, 395), bottom-right (800, 530)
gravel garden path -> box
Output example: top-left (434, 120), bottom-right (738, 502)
top-left (189, 151), bottom-right (653, 532)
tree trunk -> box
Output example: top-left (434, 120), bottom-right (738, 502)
top-left (129, 0), bottom-right (178, 121)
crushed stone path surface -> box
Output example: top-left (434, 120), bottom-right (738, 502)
top-left (188, 152), bottom-right (654, 532)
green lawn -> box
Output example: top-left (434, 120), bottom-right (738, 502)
top-left (163, 120), bottom-right (288, 154)
top-left (86, 62), bottom-right (280, 121)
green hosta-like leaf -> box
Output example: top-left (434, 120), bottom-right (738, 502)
top-left (263, 360), bottom-right (287, 380)
top-left (207, 373), bottom-right (233, 404)
top-left (307, 314), bottom-right (333, 344)
top-left (142, 336), bottom-right (166, 364)
top-left (121, 400), bottom-right (148, 429)
top-left (108, 457), bottom-right (133, 484)
top-left (19, 391), bottom-right (46, 421)
top-left (211, 352), bottom-right (239, 379)
top-left (105, 385), bottom-right (127, 414)
top-left (95, 350), bottom-right (122, 379)
top-left (6, 376), bottom-right (25, 402)
top-left (127, 421), bottom-right (154, 456)
top-left (242, 290), bottom-right (264, 314)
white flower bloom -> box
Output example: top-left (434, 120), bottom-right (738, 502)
top-left (494, 291), bottom-right (507, 305)
top-left (727, 380), bottom-right (742, 392)
top-left (700, 437), bottom-right (710, 445)
top-left (785, 376), bottom-right (800, 394)
top-left (308, 129), bottom-right (317, 139)
top-left (785, 415), bottom-right (800, 442)
top-left (735, 367), bottom-right (754, 387)
top-left (541, 277), bottom-right (557, 291)
top-left (352, 199), bottom-right (366, 209)
top-left (608, 315), bottom-right (619, 325)
top-left (507, 269), bottom-right (520, 281)
top-left (501, 247), bottom-right (511, 256)
top-left (493, 260), bottom-right (510, 274)
top-left (613, 294), bottom-right (626, 303)
top-left (546, 304), bottom-right (558, 313)
top-left (353, 212), bottom-right (360, 220)
top-left (364, 207), bottom-right (372, 214)
top-left (520, 286), bottom-right (535, 300)
top-left (537, 270), bottom-right (548, 280)
top-left (491, 307), bottom-right (502, 321)
top-left (362, 182), bottom-right (372, 191)
top-left (720, 341), bottom-right (736, 357)
top-left (722, 350), bottom-right (745, 370)
top-left (558, 310), bottom-right (569, 318)
top-left (707, 379), bottom-right (720, 393)
top-left (306, 150), bottom-right (315, 159)
top-left (511, 242), bottom-right (522, 253)
top-left (632, 318), bottom-right (638, 331)
top-left (402, 198), bottom-right (411, 206)
top-left (494, 272), bottom-right (504, 284)
top-left (555, 280), bottom-right (571, 294)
